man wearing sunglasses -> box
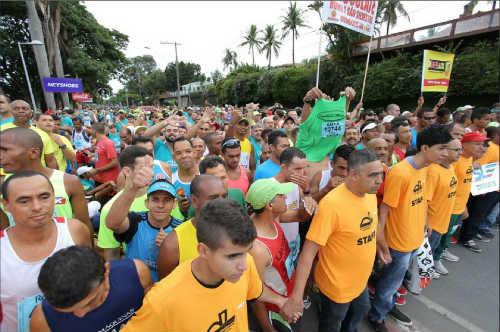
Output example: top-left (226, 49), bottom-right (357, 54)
top-left (410, 107), bottom-right (437, 149)
top-left (222, 138), bottom-right (252, 195)
top-left (106, 154), bottom-right (182, 282)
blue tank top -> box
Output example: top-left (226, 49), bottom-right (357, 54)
top-left (172, 171), bottom-right (192, 198)
top-left (41, 259), bottom-right (144, 332)
top-left (154, 139), bottom-right (178, 173)
top-left (115, 212), bottom-right (182, 282)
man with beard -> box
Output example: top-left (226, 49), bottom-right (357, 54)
top-left (144, 119), bottom-right (181, 173)
top-left (343, 126), bottom-right (360, 147)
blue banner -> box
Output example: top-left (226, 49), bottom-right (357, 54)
top-left (43, 77), bottom-right (83, 93)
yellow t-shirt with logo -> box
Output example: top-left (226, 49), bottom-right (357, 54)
top-left (122, 255), bottom-right (263, 332)
top-left (477, 142), bottom-right (499, 165)
top-left (383, 159), bottom-right (427, 252)
top-left (426, 164), bottom-right (457, 234)
top-left (306, 183), bottom-right (378, 303)
top-left (451, 156), bottom-right (473, 215)
top-left (53, 135), bottom-right (75, 172)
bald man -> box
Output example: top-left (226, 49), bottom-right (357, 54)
top-left (0, 100), bottom-right (58, 169)
top-left (0, 128), bottom-right (92, 235)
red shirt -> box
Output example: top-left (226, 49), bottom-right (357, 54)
top-left (393, 146), bottom-right (406, 163)
top-left (95, 136), bottom-right (119, 183)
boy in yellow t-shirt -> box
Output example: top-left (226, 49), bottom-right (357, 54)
top-left (426, 139), bottom-right (461, 276)
top-left (281, 150), bottom-right (384, 332)
top-left (122, 199), bottom-right (300, 332)
top-left (368, 125), bottom-right (452, 330)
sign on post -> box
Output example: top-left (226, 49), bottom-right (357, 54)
top-left (322, 1), bottom-right (379, 37)
top-left (43, 77), bottom-right (83, 93)
top-left (72, 92), bottom-right (92, 103)
top-left (471, 162), bottom-right (499, 196)
top-left (421, 50), bottom-right (455, 93)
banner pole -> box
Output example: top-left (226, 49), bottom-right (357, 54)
top-left (315, 26), bottom-right (322, 88)
top-left (360, 34), bottom-right (373, 103)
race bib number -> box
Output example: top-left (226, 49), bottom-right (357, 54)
top-left (321, 121), bottom-right (345, 138)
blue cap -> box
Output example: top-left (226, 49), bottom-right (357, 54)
top-left (147, 180), bottom-right (176, 197)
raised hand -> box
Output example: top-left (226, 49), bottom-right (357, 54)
top-left (125, 155), bottom-right (154, 191)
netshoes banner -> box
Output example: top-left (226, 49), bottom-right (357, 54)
top-left (421, 50), bottom-right (455, 93)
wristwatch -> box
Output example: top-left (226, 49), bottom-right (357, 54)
top-left (59, 144), bottom-right (67, 150)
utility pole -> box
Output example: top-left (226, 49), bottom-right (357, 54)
top-left (160, 41), bottom-right (182, 107)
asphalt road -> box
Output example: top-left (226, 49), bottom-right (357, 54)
top-left (252, 226), bottom-right (499, 332)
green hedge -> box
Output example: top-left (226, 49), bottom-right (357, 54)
top-left (215, 39), bottom-right (499, 108)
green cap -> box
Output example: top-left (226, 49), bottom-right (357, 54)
top-left (245, 179), bottom-right (295, 210)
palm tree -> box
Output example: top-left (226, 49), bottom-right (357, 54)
top-left (222, 48), bottom-right (238, 71)
top-left (308, 0), bottom-right (323, 21)
top-left (281, 2), bottom-right (309, 66)
top-left (260, 25), bottom-right (282, 69)
top-left (378, 0), bottom-right (410, 36)
top-left (239, 24), bottom-right (262, 66)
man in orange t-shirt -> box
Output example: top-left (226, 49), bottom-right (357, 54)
top-left (426, 139), bottom-right (461, 276)
top-left (281, 150), bottom-right (384, 332)
top-left (460, 130), bottom-right (498, 250)
top-left (368, 125), bottom-right (452, 331)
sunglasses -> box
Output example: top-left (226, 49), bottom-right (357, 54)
top-left (222, 138), bottom-right (240, 149)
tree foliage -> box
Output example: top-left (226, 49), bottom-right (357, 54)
top-left (0, 0), bottom-right (128, 102)
top-left (260, 25), bottom-right (282, 68)
top-left (281, 2), bottom-right (309, 66)
top-left (215, 39), bottom-right (499, 108)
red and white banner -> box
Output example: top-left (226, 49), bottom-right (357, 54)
top-left (72, 92), bottom-right (93, 103)
top-left (322, 1), bottom-right (378, 36)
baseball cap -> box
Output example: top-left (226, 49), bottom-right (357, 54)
top-left (361, 122), bottom-right (378, 134)
top-left (147, 179), bottom-right (176, 197)
top-left (245, 179), bottom-right (294, 210)
top-left (76, 166), bottom-right (93, 176)
top-left (401, 111), bottom-right (412, 117)
top-left (382, 115), bottom-right (395, 124)
top-left (461, 132), bottom-right (487, 143)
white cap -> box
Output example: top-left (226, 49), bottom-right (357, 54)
top-left (361, 122), bottom-right (378, 134)
top-left (463, 105), bottom-right (474, 110)
top-left (77, 166), bottom-right (93, 176)
top-left (87, 201), bottom-right (101, 218)
top-left (402, 111), bottom-right (412, 117)
top-left (382, 115), bottom-right (395, 124)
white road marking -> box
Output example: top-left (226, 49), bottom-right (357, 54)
top-left (411, 294), bottom-right (487, 332)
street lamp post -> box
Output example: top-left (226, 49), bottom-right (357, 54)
top-left (160, 41), bottom-right (182, 107)
top-left (18, 40), bottom-right (44, 112)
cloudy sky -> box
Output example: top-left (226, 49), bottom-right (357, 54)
top-left (83, 1), bottom-right (493, 92)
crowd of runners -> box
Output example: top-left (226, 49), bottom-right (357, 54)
top-left (0, 86), bottom-right (498, 332)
